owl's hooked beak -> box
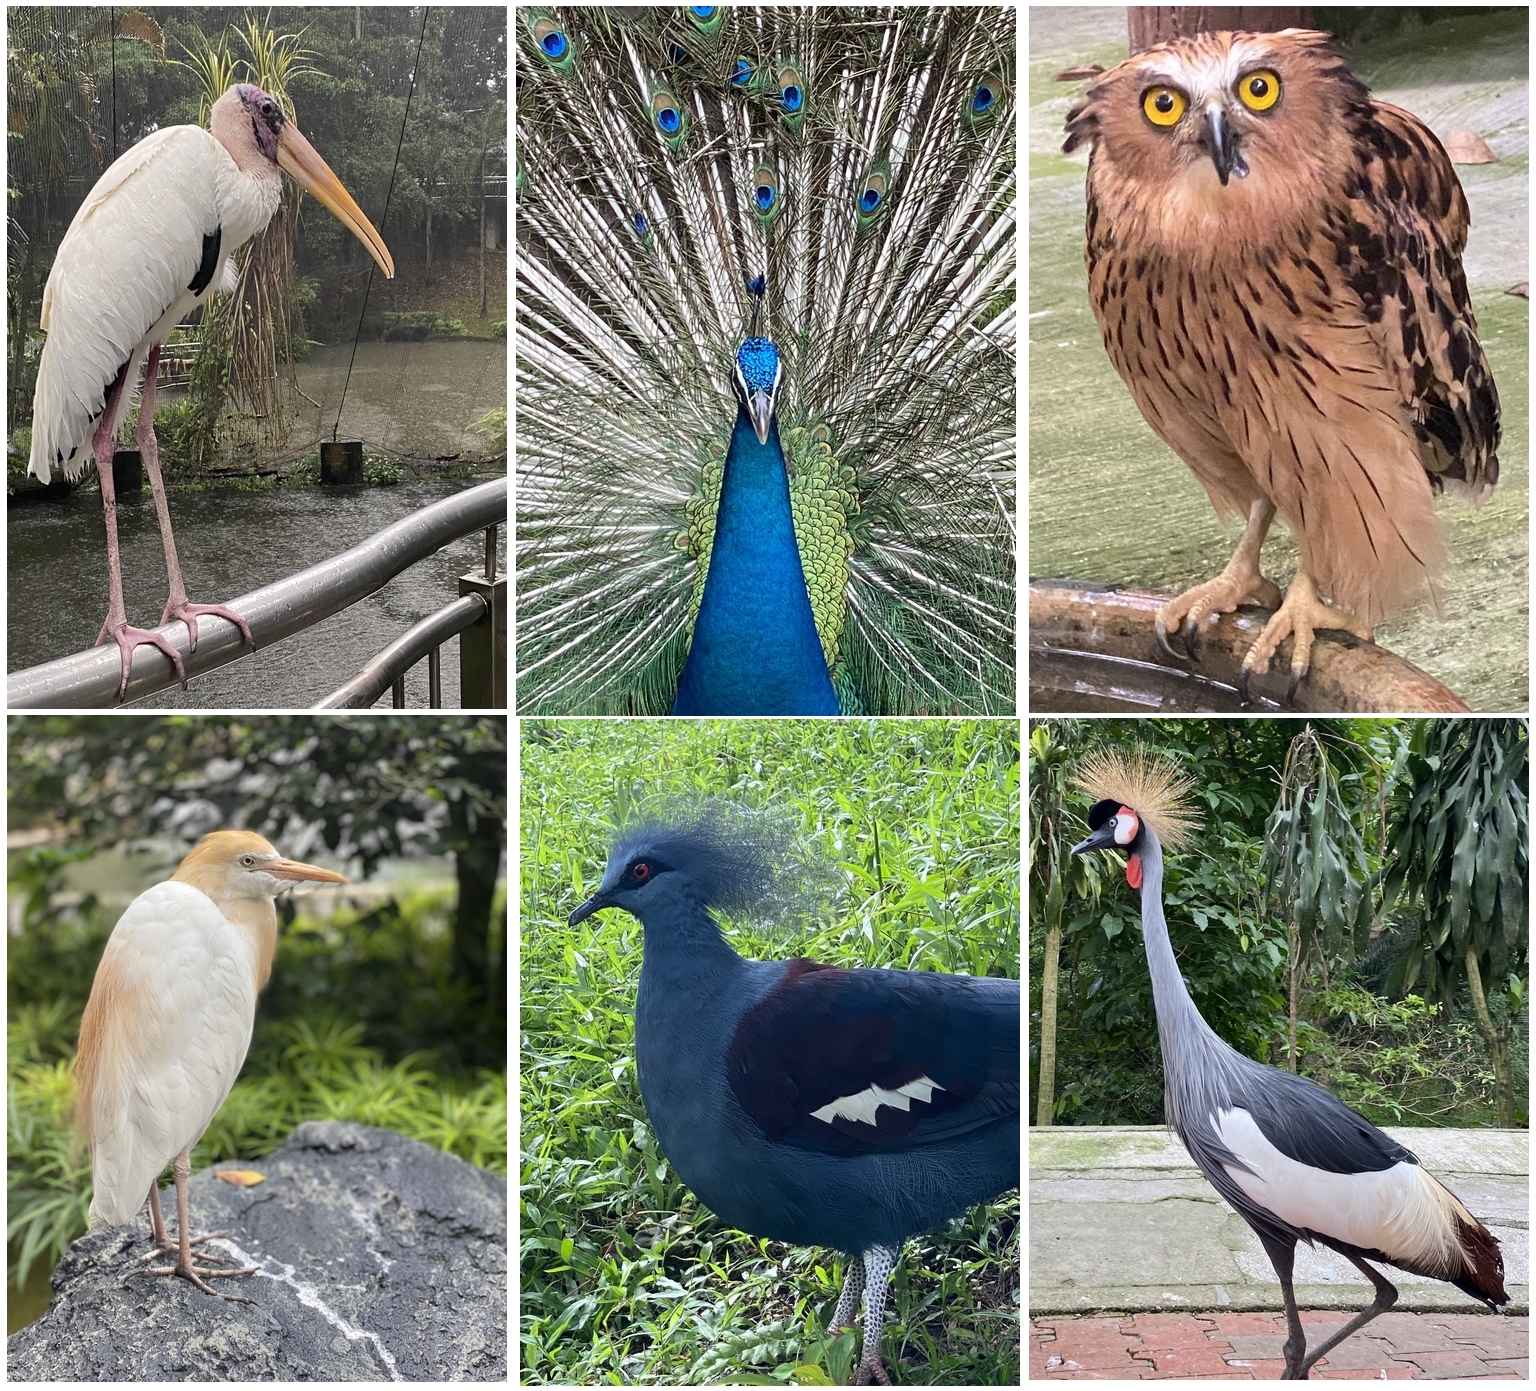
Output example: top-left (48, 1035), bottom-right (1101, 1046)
top-left (1199, 105), bottom-right (1247, 185)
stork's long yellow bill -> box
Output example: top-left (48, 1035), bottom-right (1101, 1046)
top-left (276, 124), bottom-right (395, 278)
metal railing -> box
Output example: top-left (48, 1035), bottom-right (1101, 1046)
top-left (318, 592), bottom-right (486, 708)
top-left (7, 477), bottom-right (508, 709)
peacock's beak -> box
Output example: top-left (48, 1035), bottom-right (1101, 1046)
top-left (746, 389), bottom-right (776, 445)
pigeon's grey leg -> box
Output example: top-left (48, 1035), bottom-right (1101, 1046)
top-left (852, 1243), bottom-right (898, 1387)
top-left (830, 1252), bottom-right (866, 1334)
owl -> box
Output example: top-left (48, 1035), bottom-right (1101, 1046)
top-left (1063, 29), bottom-right (1499, 697)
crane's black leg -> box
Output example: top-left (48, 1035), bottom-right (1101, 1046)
top-left (1258, 1233), bottom-right (1308, 1379)
top-left (1295, 1253), bottom-right (1397, 1378)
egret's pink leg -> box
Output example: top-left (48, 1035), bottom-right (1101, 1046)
top-left (134, 1178), bottom-right (233, 1264)
top-left (93, 356), bottom-right (186, 700)
top-left (139, 345), bottom-right (255, 656)
top-left (139, 1146), bottom-right (256, 1301)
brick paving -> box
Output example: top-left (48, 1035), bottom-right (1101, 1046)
top-left (1031, 1311), bottom-right (1528, 1379)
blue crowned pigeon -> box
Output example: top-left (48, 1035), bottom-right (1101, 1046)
top-left (569, 817), bottom-right (1020, 1385)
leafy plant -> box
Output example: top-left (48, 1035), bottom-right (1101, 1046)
top-left (1381, 719), bottom-right (1528, 1125)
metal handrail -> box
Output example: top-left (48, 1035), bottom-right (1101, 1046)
top-left (316, 593), bottom-right (487, 708)
top-left (8, 477), bottom-right (508, 709)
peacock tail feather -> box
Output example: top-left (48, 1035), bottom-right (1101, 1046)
top-left (517, 4), bottom-right (1017, 715)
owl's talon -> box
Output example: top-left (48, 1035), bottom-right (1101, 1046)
top-left (1181, 614), bottom-right (1203, 661)
top-left (1287, 667), bottom-right (1306, 703)
top-left (1237, 666), bottom-right (1255, 705)
top-left (1154, 618), bottom-right (1186, 663)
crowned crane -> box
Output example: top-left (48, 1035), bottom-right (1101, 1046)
top-left (1069, 750), bottom-right (1507, 1381)
top-left (28, 83), bottom-right (395, 699)
top-left (77, 831), bottom-right (345, 1298)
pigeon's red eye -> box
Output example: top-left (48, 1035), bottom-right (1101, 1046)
top-left (631, 862), bottom-right (650, 881)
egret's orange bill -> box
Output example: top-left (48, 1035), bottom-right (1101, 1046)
top-left (268, 856), bottom-right (347, 884)
top-left (277, 125), bottom-right (395, 278)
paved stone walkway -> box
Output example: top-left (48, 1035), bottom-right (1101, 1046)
top-left (1031, 1311), bottom-right (1528, 1379)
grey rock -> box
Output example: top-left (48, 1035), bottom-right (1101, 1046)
top-left (8, 1122), bottom-right (507, 1382)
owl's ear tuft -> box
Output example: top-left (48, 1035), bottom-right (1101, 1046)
top-left (1063, 97), bottom-right (1101, 155)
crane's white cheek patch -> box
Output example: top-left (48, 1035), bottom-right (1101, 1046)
top-left (1213, 1107), bottom-right (1454, 1268)
top-left (810, 1075), bottom-right (944, 1128)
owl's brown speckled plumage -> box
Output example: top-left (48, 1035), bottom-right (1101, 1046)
top-left (1063, 29), bottom-right (1499, 691)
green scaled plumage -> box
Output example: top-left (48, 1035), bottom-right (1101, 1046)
top-left (517, 5), bottom-right (1017, 715)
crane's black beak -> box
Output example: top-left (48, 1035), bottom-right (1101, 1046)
top-left (1198, 106), bottom-right (1246, 185)
top-left (1070, 823), bottom-right (1119, 856)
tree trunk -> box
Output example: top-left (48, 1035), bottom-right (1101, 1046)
top-left (1464, 948), bottom-right (1515, 1127)
top-left (1287, 920), bottom-right (1300, 1073)
top-left (479, 144), bottom-right (488, 320)
top-left (1129, 7), bottom-right (1312, 52)
top-left (451, 801), bottom-right (504, 1024)
top-left (1036, 917), bottom-right (1062, 1126)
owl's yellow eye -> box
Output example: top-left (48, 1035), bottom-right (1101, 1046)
top-left (1142, 86), bottom-right (1187, 127)
top-left (1237, 69), bottom-right (1281, 112)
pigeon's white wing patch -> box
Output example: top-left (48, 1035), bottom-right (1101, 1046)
top-left (810, 1075), bottom-right (944, 1128)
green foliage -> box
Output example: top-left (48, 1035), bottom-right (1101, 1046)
top-left (521, 719), bottom-right (1019, 1386)
top-left (1382, 719), bottom-right (1528, 1001)
top-left (469, 407), bottom-right (506, 457)
top-left (1298, 984), bottom-right (1516, 1128)
top-left (382, 310), bottom-right (468, 341)
top-left (363, 451), bottom-right (401, 486)
top-left (1261, 725), bottom-right (1376, 961)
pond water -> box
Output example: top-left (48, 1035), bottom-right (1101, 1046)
top-left (282, 339), bottom-right (506, 461)
top-left (8, 479), bottom-right (506, 709)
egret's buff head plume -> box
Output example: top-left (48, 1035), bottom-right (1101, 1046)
top-left (1075, 749), bottom-right (1200, 852)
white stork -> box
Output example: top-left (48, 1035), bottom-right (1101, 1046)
top-left (28, 83), bottom-right (395, 698)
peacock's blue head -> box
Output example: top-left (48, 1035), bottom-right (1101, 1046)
top-left (734, 337), bottom-right (782, 445)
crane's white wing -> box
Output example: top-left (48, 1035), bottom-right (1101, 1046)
top-left (30, 126), bottom-right (230, 484)
top-left (81, 880), bottom-right (259, 1228)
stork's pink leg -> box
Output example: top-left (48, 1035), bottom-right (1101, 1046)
top-left (139, 346), bottom-right (255, 656)
top-left (93, 356), bottom-right (186, 700)
top-left (138, 1146), bottom-right (256, 1301)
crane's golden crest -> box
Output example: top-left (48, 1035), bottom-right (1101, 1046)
top-left (1061, 28), bottom-right (1499, 680)
top-left (1075, 748), bottom-right (1200, 852)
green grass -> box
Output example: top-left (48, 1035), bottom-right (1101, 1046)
top-left (520, 718), bottom-right (1020, 1386)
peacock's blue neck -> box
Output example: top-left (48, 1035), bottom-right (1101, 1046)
top-left (673, 402), bottom-right (839, 715)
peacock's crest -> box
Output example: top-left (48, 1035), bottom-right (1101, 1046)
top-left (517, 5), bottom-right (1017, 715)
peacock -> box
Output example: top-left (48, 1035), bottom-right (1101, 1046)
top-left (516, 5), bottom-right (1016, 716)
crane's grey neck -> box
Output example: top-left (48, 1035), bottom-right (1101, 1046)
top-left (1136, 828), bottom-right (1238, 1129)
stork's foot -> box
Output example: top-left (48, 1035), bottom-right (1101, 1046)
top-left (96, 619), bottom-right (187, 699)
top-left (1236, 571), bottom-right (1371, 704)
top-left (1154, 566), bottom-right (1282, 662)
top-left (161, 600), bottom-right (254, 654)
